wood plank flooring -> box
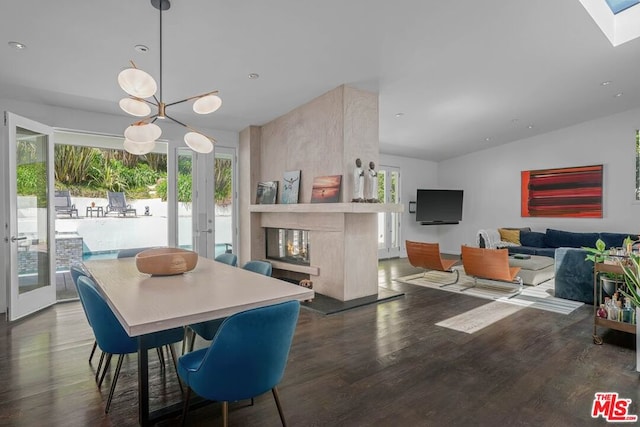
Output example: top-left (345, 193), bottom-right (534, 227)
top-left (0, 258), bottom-right (637, 426)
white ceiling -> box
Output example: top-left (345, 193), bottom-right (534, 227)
top-left (1, 0), bottom-right (639, 161)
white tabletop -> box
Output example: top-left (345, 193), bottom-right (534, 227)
top-left (83, 257), bottom-right (314, 337)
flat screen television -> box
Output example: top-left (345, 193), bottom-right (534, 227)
top-left (415, 189), bottom-right (464, 225)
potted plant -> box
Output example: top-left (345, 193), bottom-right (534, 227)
top-left (620, 253), bottom-right (640, 323)
top-left (584, 238), bottom-right (624, 296)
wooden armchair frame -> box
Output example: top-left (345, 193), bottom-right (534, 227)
top-left (460, 246), bottom-right (523, 295)
top-left (406, 240), bottom-right (460, 286)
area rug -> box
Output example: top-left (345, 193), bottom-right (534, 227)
top-left (301, 287), bottom-right (404, 315)
top-left (395, 270), bottom-right (583, 315)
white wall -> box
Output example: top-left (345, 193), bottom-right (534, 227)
top-left (436, 107), bottom-right (640, 253)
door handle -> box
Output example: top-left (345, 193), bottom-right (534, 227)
top-left (197, 229), bottom-right (213, 234)
top-left (10, 236), bottom-right (27, 242)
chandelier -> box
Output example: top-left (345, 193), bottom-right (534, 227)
top-left (117, 0), bottom-right (221, 155)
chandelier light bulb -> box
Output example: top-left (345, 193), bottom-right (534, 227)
top-left (124, 122), bottom-right (162, 143)
top-left (193, 94), bottom-right (222, 114)
top-left (118, 68), bottom-right (158, 98)
top-left (184, 131), bottom-right (214, 153)
top-left (119, 97), bottom-right (151, 117)
top-left (123, 139), bottom-right (156, 155)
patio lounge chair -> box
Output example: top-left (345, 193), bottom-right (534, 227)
top-left (54, 190), bottom-right (78, 218)
top-left (105, 191), bottom-right (137, 217)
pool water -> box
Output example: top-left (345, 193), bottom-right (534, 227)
top-left (83, 243), bottom-right (231, 261)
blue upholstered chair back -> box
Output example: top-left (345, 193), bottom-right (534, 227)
top-left (117, 247), bottom-right (152, 259)
top-left (215, 253), bottom-right (238, 267)
top-left (71, 265), bottom-right (91, 325)
top-left (181, 300), bottom-right (300, 401)
top-left (242, 260), bottom-right (272, 276)
top-left (76, 276), bottom-right (138, 355)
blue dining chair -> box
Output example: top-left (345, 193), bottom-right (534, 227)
top-left (70, 265), bottom-right (100, 364)
top-left (186, 258), bottom-right (271, 352)
top-left (116, 247), bottom-right (152, 258)
top-left (76, 276), bottom-right (185, 413)
top-left (178, 300), bottom-right (300, 426)
top-left (242, 260), bottom-right (272, 276)
top-left (215, 252), bottom-right (238, 267)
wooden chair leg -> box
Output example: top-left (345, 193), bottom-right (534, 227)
top-left (222, 401), bottom-right (229, 427)
top-left (181, 387), bottom-right (191, 427)
top-left (105, 354), bottom-right (124, 413)
top-left (98, 353), bottom-right (113, 387)
top-left (272, 387), bottom-right (287, 427)
top-left (89, 340), bottom-right (97, 363)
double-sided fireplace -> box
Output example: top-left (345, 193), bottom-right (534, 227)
top-left (265, 228), bottom-right (310, 266)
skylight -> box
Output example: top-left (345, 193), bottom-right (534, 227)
top-left (605, 0), bottom-right (639, 14)
top-left (580, 0), bottom-right (640, 45)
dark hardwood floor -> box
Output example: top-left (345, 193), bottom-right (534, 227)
top-left (0, 258), bottom-right (637, 426)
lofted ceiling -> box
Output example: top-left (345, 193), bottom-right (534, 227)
top-left (1, 0), bottom-right (639, 161)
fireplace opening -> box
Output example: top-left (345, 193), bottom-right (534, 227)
top-left (265, 228), bottom-right (310, 266)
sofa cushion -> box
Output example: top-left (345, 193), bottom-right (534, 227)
top-left (498, 228), bottom-right (521, 244)
top-left (544, 228), bottom-right (599, 249)
top-left (508, 246), bottom-right (537, 255)
top-left (533, 247), bottom-right (556, 258)
top-left (599, 232), bottom-right (637, 249)
top-left (520, 231), bottom-right (546, 248)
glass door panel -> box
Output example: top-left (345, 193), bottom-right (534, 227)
top-left (176, 149), bottom-right (194, 250)
top-left (7, 113), bottom-right (56, 321)
top-left (214, 149), bottom-right (234, 257)
top-left (378, 165), bottom-right (401, 259)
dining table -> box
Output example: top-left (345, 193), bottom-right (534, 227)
top-left (83, 256), bottom-right (314, 426)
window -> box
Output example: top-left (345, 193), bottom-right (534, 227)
top-left (636, 130), bottom-right (640, 200)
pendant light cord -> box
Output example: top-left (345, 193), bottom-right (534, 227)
top-left (159, 0), bottom-right (163, 103)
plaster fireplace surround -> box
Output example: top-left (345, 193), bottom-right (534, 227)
top-left (239, 85), bottom-right (403, 301)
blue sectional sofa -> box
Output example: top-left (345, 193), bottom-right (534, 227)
top-left (479, 228), bottom-right (638, 304)
top-left (507, 229), bottom-right (636, 304)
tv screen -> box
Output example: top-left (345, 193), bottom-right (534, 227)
top-left (415, 189), bottom-right (464, 224)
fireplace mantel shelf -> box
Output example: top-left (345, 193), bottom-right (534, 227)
top-left (249, 203), bottom-right (404, 214)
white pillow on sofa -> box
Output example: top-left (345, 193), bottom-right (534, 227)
top-left (477, 229), bottom-right (519, 249)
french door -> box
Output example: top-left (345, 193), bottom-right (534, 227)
top-left (377, 165), bottom-right (401, 259)
top-left (4, 112), bottom-right (56, 321)
top-left (176, 146), bottom-right (236, 259)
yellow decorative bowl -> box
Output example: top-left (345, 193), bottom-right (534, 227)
top-left (135, 247), bottom-right (198, 276)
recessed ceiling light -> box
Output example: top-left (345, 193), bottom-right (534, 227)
top-left (527, 124), bottom-right (534, 129)
top-left (614, 92), bottom-right (624, 97)
top-left (134, 44), bottom-right (149, 53)
top-left (395, 112), bottom-right (404, 118)
top-left (485, 137), bottom-right (491, 142)
top-left (248, 73), bottom-right (259, 79)
top-left (8, 41), bottom-right (26, 50)
top-left (601, 81), bottom-right (612, 86)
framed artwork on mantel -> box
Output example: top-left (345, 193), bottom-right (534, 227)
top-left (521, 164), bottom-right (603, 218)
top-left (310, 175), bottom-right (342, 203)
top-left (256, 181), bottom-right (278, 204)
top-left (281, 170), bottom-right (301, 204)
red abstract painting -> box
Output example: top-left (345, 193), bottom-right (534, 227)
top-left (521, 165), bottom-right (603, 218)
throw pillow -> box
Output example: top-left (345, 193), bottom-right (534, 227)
top-left (498, 228), bottom-right (520, 245)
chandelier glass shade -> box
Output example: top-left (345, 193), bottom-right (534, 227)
top-left (118, 0), bottom-right (220, 155)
